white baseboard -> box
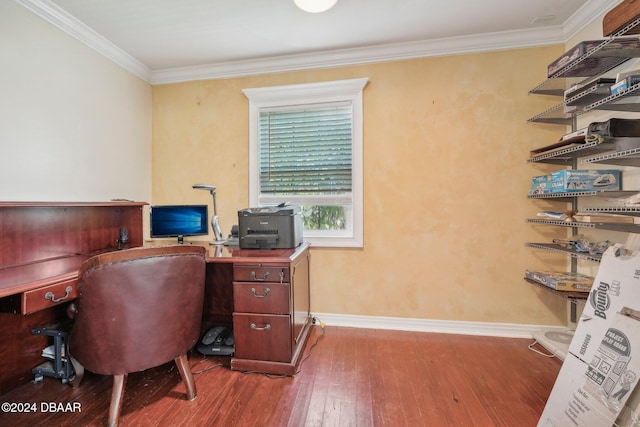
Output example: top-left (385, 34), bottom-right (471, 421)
top-left (311, 312), bottom-right (567, 339)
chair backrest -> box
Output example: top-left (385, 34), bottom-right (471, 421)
top-left (69, 245), bottom-right (207, 375)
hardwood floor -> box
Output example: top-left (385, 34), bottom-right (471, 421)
top-left (0, 326), bottom-right (561, 426)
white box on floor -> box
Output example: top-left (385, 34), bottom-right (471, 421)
top-left (539, 309), bottom-right (640, 426)
top-left (569, 246), bottom-right (640, 365)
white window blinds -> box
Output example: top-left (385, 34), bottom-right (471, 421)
top-left (244, 77), bottom-right (368, 247)
top-left (258, 104), bottom-right (353, 195)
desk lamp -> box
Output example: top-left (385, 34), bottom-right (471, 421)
top-left (192, 184), bottom-right (225, 245)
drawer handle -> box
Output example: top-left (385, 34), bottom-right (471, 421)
top-left (250, 323), bottom-right (271, 331)
top-left (250, 287), bottom-right (271, 298)
top-left (45, 286), bottom-right (73, 303)
top-left (250, 271), bottom-right (270, 281)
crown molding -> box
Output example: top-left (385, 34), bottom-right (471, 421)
top-left (562, 0), bottom-right (623, 41)
top-left (14, 0), bottom-right (152, 82)
top-left (150, 26), bottom-right (566, 85)
top-left (17, 0), bottom-right (610, 85)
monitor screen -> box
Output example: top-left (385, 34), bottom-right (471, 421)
top-left (150, 205), bottom-right (208, 241)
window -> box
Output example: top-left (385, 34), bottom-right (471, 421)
top-left (243, 78), bottom-right (368, 248)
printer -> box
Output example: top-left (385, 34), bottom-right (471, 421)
top-left (238, 204), bottom-right (303, 249)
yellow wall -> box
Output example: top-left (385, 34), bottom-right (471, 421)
top-left (153, 45), bottom-right (571, 326)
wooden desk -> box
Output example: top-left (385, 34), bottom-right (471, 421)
top-left (0, 201), bottom-right (146, 395)
top-left (155, 242), bottom-right (312, 376)
top-left (0, 202), bottom-right (146, 312)
top-left (0, 202), bottom-right (311, 393)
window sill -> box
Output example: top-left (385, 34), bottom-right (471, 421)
top-left (304, 235), bottom-right (363, 248)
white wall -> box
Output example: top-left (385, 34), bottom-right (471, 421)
top-left (0, 1), bottom-right (152, 202)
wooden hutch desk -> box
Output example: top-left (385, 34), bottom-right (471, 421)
top-left (0, 201), bottom-right (147, 394)
top-left (0, 202), bottom-right (311, 394)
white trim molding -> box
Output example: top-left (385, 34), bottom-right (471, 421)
top-left (563, 0), bottom-right (624, 41)
top-left (17, 0), bottom-right (612, 85)
top-left (152, 26), bottom-right (566, 84)
top-left (14, 0), bottom-right (152, 82)
top-left (312, 312), bottom-right (567, 339)
top-left (243, 78), bottom-right (367, 248)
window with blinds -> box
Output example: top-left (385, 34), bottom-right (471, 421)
top-left (258, 104), bottom-right (352, 195)
top-left (244, 78), bottom-right (367, 248)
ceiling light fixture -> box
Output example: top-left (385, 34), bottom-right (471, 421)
top-left (294, 0), bottom-right (338, 13)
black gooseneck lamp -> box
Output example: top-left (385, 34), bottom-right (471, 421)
top-left (192, 184), bottom-right (225, 245)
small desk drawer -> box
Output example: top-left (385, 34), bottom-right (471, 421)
top-left (233, 282), bottom-right (290, 314)
top-left (232, 313), bottom-right (291, 362)
top-left (23, 279), bottom-right (77, 315)
top-left (233, 265), bottom-right (289, 283)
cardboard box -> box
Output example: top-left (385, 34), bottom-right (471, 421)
top-left (547, 38), bottom-right (640, 78)
top-left (612, 79), bottom-right (630, 96)
top-left (569, 246), bottom-right (640, 364)
top-left (538, 247), bottom-right (640, 426)
top-left (574, 214), bottom-right (635, 224)
top-left (525, 270), bottom-right (594, 292)
top-left (548, 40), bottom-right (602, 77)
top-left (551, 169), bottom-right (621, 193)
top-left (531, 175), bottom-right (552, 195)
top-left (611, 75), bottom-right (640, 96)
top-left (617, 384), bottom-right (640, 426)
top-left (539, 310), bottom-right (640, 426)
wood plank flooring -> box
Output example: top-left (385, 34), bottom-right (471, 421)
top-left (0, 326), bottom-right (561, 426)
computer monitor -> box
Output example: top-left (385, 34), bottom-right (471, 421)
top-left (149, 204), bottom-right (208, 244)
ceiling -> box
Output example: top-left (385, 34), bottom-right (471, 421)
top-left (16, 0), bottom-right (618, 84)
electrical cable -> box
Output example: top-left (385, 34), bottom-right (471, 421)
top-left (293, 317), bottom-right (326, 375)
top-left (527, 340), bottom-right (556, 358)
top-left (190, 355), bottom-right (227, 374)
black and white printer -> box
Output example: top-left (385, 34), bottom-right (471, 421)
top-left (238, 204), bottom-right (303, 249)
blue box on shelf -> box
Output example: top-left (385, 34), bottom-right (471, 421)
top-left (551, 169), bottom-right (621, 193)
top-left (530, 175), bottom-right (552, 195)
top-left (610, 79), bottom-right (628, 95)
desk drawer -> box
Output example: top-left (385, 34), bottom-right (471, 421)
top-left (23, 279), bottom-right (77, 315)
top-left (232, 313), bottom-right (291, 362)
top-left (233, 265), bottom-right (289, 283)
top-left (233, 282), bottom-right (290, 314)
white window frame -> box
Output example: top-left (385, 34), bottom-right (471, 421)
top-left (243, 78), bottom-right (368, 248)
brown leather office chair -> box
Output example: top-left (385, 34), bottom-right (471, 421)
top-left (68, 245), bottom-right (207, 427)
